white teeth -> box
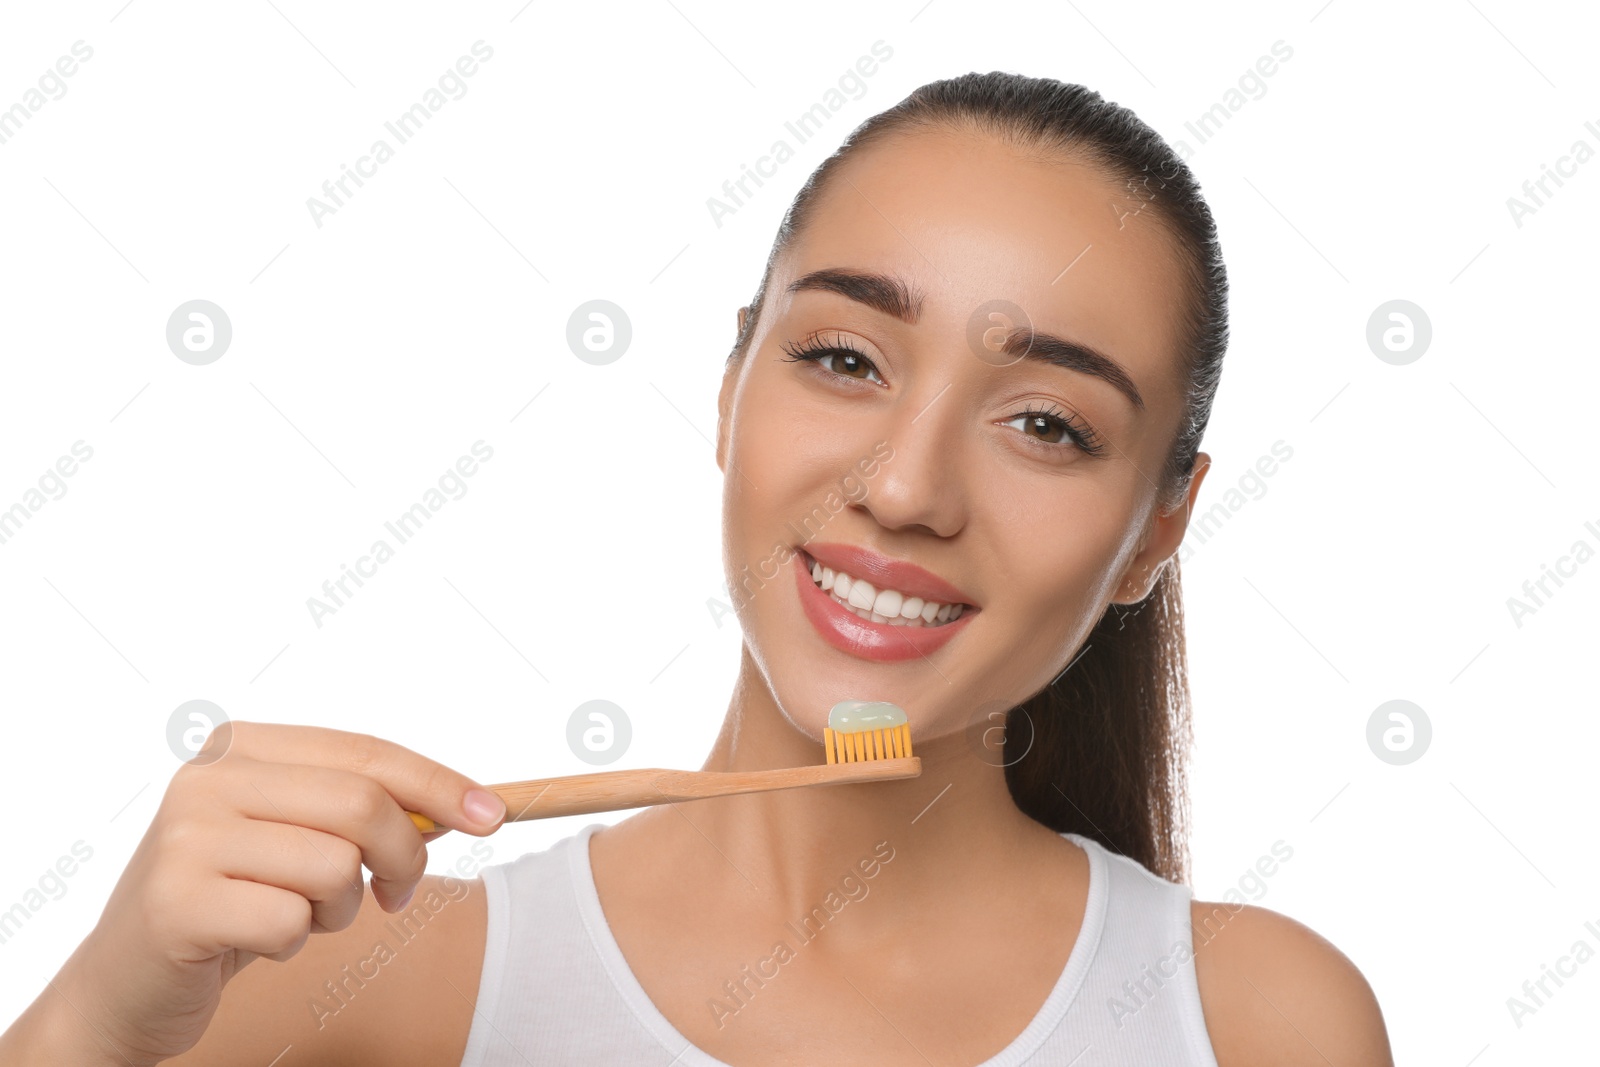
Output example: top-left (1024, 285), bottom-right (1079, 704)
top-left (804, 553), bottom-right (968, 628)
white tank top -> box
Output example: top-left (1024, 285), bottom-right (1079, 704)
top-left (459, 822), bottom-right (1219, 1065)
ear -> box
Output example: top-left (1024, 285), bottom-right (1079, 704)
top-left (1110, 451), bottom-right (1212, 604)
top-left (716, 307), bottom-right (751, 474)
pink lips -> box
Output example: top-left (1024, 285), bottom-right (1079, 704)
top-left (794, 544), bottom-right (977, 663)
top-left (802, 542), bottom-right (978, 608)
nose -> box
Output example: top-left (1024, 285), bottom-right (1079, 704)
top-left (853, 384), bottom-right (968, 539)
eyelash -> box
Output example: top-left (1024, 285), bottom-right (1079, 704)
top-left (779, 334), bottom-right (1107, 458)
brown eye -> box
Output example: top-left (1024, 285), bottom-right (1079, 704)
top-left (1020, 413), bottom-right (1067, 443)
top-left (1002, 405), bottom-right (1104, 457)
top-left (780, 337), bottom-right (885, 385)
top-left (829, 351), bottom-right (874, 380)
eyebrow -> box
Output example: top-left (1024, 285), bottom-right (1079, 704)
top-left (785, 267), bottom-right (1145, 412)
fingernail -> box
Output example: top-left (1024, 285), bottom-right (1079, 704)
top-left (462, 788), bottom-right (506, 827)
top-left (395, 885), bottom-right (415, 911)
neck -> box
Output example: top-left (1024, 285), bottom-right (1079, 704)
top-left (669, 646), bottom-right (1058, 923)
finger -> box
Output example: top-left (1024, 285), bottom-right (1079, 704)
top-left (217, 758), bottom-right (430, 910)
top-left (191, 876), bottom-right (314, 962)
top-left (213, 721), bottom-right (506, 835)
top-left (210, 820), bottom-right (367, 935)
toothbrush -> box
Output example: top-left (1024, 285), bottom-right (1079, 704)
top-left (404, 701), bottom-right (919, 832)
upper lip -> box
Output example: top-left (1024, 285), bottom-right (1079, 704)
top-left (799, 542), bottom-right (979, 608)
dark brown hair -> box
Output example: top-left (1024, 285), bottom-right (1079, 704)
top-left (726, 72), bottom-right (1228, 885)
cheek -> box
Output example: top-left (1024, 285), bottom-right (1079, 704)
top-left (726, 375), bottom-right (865, 526)
top-left (984, 487), bottom-right (1133, 635)
top-left (719, 379), bottom-right (835, 597)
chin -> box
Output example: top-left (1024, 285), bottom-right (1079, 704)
top-left (769, 663), bottom-right (962, 750)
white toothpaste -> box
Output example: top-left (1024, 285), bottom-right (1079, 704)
top-left (828, 700), bottom-right (907, 732)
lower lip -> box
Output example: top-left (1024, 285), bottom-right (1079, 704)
top-left (793, 549), bottom-right (976, 663)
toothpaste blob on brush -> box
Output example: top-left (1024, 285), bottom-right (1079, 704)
top-left (824, 700), bottom-right (913, 764)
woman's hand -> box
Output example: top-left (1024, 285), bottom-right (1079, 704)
top-left (0, 721), bottom-right (506, 1066)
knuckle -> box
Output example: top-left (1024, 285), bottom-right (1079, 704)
top-left (167, 758), bottom-right (213, 800)
top-left (316, 839), bottom-right (365, 894)
top-left (317, 882), bottom-right (367, 934)
top-left (343, 730), bottom-right (387, 775)
top-left (154, 814), bottom-right (205, 857)
top-left (263, 933), bottom-right (310, 963)
top-left (344, 775), bottom-right (392, 826)
top-left (307, 867), bottom-right (356, 912)
top-left (199, 717), bottom-right (240, 761)
top-left (329, 835), bottom-right (364, 877)
top-left (267, 892), bottom-right (313, 949)
top-left (167, 751), bottom-right (239, 809)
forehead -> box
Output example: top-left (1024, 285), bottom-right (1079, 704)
top-left (777, 126), bottom-right (1192, 408)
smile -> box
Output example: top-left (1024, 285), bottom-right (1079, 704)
top-left (807, 556), bottom-right (968, 627)
top-left (793, 544), bottom-right (978, 663)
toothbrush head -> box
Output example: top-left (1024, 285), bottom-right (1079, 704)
top-left (824, 700), bottom-right (912, 763)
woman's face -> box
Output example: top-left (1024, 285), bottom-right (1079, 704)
top-left (716, 125), bottom-right (1207, 748)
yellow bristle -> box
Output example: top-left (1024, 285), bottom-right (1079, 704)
top-left (824, 713), bottom-right (913, 764)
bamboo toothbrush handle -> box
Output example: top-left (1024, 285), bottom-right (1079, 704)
top-left (492, 758), bottom-right (922, 821)
top-left (407, 757), bottom-right (921, 831)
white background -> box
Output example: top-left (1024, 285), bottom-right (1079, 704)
top-left (1, 0), bottom-right (1596, 1062)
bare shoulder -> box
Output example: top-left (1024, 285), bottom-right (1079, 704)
top-left (167, 874), bottom-right (486, 1067)
top-left (1189, 899), bottom-right (1393, 1067)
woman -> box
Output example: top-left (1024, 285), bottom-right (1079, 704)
top-left (1, 73), bottom-right (1392, 1065)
